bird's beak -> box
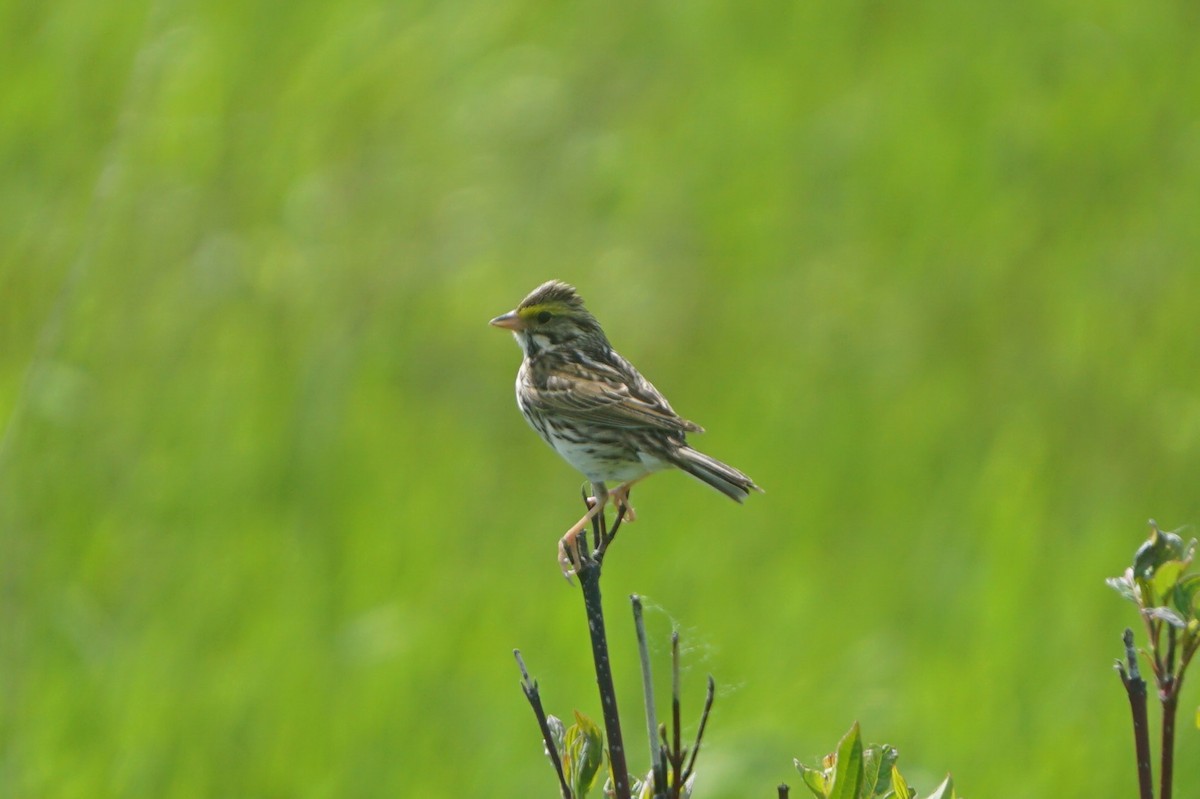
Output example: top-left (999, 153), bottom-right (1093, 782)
top-left (489, 310), bottom-right (525, 331)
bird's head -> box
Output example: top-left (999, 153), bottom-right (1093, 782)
top-left (490, 280), bottom-right (608, 357)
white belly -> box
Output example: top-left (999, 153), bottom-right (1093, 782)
top-left (548, 436), bottom-right (670, 484)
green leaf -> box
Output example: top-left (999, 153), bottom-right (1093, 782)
top-left (1152, 560), bottom-right (1188, 601)
top-left (564, 711), bottom-right (604, 798)
top-left (795, 759), bottom-right (830, 798)
top-left (923, 775), bottom-right (954, 799)
top-left (1136, 575), bottom-right (1157, 608)
top-left (1134, 522), bottom-right (1187, 579)
top-left (891, 766), bottom-right (915, 799)
top-left (1173, 573), bottom-right (1200, 615)
top-left (828, 723), bottom-right (864, 799)
top-left (862, 744), bottom-right (899, 797)
top-left (1146, 606), bottom-right (1188, 629)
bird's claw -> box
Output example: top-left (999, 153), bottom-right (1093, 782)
top-left (558, 534), bottom-right (581, 584)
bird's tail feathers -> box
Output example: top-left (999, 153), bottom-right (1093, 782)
top-left (672, 447), bottom-right (762, 503)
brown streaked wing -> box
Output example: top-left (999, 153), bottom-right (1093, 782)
top-left (531, 362), bottom-right (703, 434)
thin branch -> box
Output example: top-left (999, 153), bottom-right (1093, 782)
top-left (778, 784), bottom-right (790, 799)
top-left (514, 650), bottom-right (572, 799)
top-left (598, 500), bottom-right (626, 560)
top-left (1165, 633), bottom-right (1200, 799)
top-left (1160, 689), bottom-right (1177, 799)
top-left (681, 675), bottom-right (716, 783)
top-left (1148, 617), bottom-right (1165, 681)
top-left (1116, 628), bottom-right (1154, 799)
top-left (1177, 637), bottom-right (1199, 692)
top-left (659, 725), bottom-right (673, 793)
top-left (670, 632), bottom-right (684, 797)
top-left (578, 500), bottom-right (632, 799)
top-left (657, 725), bottom-right (670, 798)
top-left (632, 594), bottom-right (667, 796)
top-left (1165, 625), bottom-right (1178, 678)
top-left (1159, 651), bottom-right (1177, 799)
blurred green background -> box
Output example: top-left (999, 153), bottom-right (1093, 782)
top-left (3, 0), bottom-right (1199, 796)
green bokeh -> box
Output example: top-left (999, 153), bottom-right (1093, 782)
top-left (3, 1), bottom-right (1199, 796)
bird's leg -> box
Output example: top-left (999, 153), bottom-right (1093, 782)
top-left (558, 484), bottom-right (609, 580)
top-left (610, 476), bottom-right (648, 523)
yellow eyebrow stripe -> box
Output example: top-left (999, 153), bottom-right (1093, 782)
top-left (518, 302), bottom-right (570, 318)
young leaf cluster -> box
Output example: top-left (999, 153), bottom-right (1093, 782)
top-left (794, 723), bottom-right (958, 799)
top-left (1109, 520), bottom-right (1200, 799)
top-left (544, 709), bottom-right (702, 799)
top-left (1107, 520), bottom-right (1200, 708)
top-left (545, 712), bottom-right (606, 798)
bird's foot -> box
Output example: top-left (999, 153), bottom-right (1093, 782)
top-left (556, 498), bottom-right (607, 583)
top-left (557, 532), bottom-right (581, 583)
top-left (610, 486), bottom-right (637, 523)
top-left (585, 492), bottom-right (633, 522)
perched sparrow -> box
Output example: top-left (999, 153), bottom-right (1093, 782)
top-left (491, 280), bottom-right (761, 577)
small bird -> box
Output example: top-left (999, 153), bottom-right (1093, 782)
top-left (490, 280), bottom-right (761, 577)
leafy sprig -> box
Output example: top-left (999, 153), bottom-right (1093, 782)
top-left (792, 723), bottom-right (957, 799)
top-left (1108, 520), bottom-right (1200, 799)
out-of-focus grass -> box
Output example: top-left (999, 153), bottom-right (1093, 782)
top-left (3, 0), bottom-right (1199, 796)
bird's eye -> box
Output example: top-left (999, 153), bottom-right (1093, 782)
top-left (536, 311), bottom-right (552, 323)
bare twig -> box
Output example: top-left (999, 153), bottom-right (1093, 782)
top-left (1178, 637), bottom-right (1199, 691)
top-left (681, 675), bottom-right (716, 784)
top-left (1148, 616), bottom-right (1164, 681)
top-left (1116, 628), bottom-right (1154, 799)
top-left (599, 501), bottom-right (626, 560)
top-left (658, 725), bottom-right (673, 794)
top-left (671, 632), bottom-right (684, 795)
top-left (1160, 689), bottom-right (1176, 799)
top-left (1157, 621), bottom-right (1187, 799)
top-left (777, 784), bottom-right (790, 798)
top-left (632, 595), bottom-right (667, 796)
top-left (578, 499), bottom-right (631, 799)
top-left (514, 650), bottom-right (572, 799)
